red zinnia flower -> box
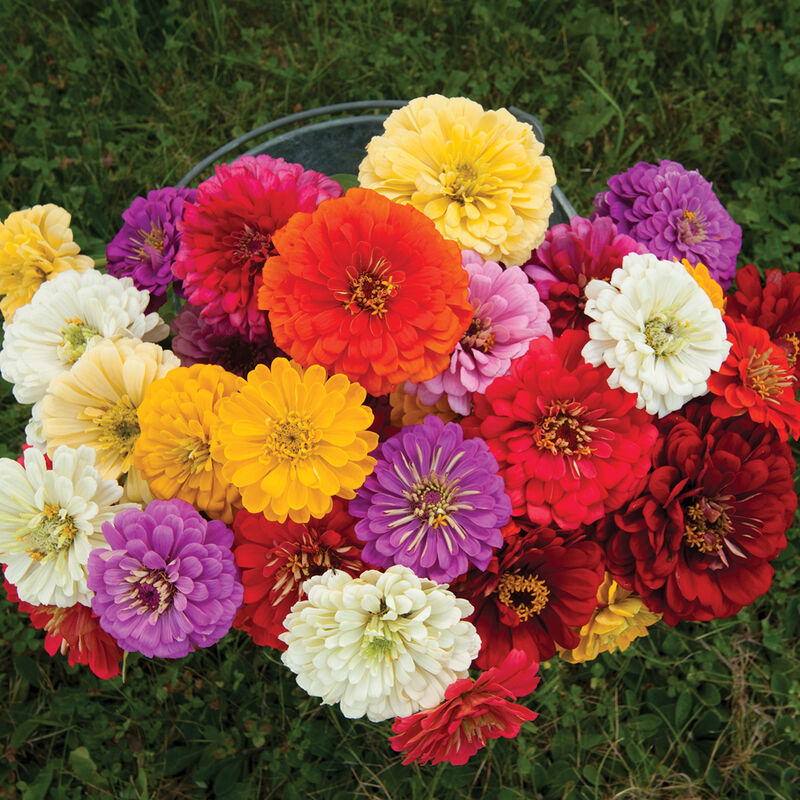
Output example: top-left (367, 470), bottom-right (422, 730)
top-left (593, 399), bottom-right (796, 624)
top-left (390, 648), bottom-right (540, 766)
top-left (726, 263), bottom-right (800, 376)
top-left (707, 316), bottom-right (800, 440)
top-left (461, 330), bottom-right (657, 529)
top-left (257, 187), bottom-right (473, 395)
top-left (522, 215), bottom-right (646, 335)
top-left (173, 155), bottom-right (342, 338)
top-left (3, 577), bottom-right (122, 680)
top-left (232, 499), bottom-right (365, 649)
top-left (451, 525), bottom-right (604, 668)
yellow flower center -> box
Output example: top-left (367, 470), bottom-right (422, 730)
top-left (409, 478), bottom-right (457, 529)
top-left (135, 224), bottom-right (167, 256)
top-left (440, 160), bottom-right (484, 204)
top-left (534, 401), bottom-right (593, 457)
top-left (745, 346), bottom-right (793, 399)
top-left (496, 570), bottom-right (550, 621)
top-left (172, 435), bottom-right (211, 475)
top-left (677, 209), bottom-right (706, 245)
top-left (683, 498), bottom-right (732, 554)
top-left (20, 503), bottom-right (78, 561)
top-left (343, 259), bottom-right (398, 317)
top-left (644, 314), bottom-right (687, 356)
top-left (782, 333), bottom-right (799, 369)
top-left (57, 317), bottom-right (100, 364)
top-left (268, 413), bottom-right (320, 462)
top-left (94, 395), bottom-right (141, 459)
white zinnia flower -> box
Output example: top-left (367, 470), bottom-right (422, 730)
top-left (582, 252), bottom-right (730, 417)
top-left (0, 268), bottom-right (169, 405)
top-left (0, 445), bottom-right (136, 607)
top-left (279, 565), bottom-right (481, 722)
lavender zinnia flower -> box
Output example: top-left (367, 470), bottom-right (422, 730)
top-left (406, 251), bottom-right (551, 415)
top-left (592, 160), bottom-right (742, 289)
top-left (170, 303), bottom-right (286, 376)
top-left (106, 186), bottom-right (197, 301)
top-left (349, 416), bottom-right (511, 583)
top-left (87, 499), bottom-right (243, 659)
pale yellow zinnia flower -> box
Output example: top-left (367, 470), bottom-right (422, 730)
top-left (560, 573), bottom-right (662, 663)
top-left (388, 385), bottom-right (458, 428)
top-left (0, 204), bottom-right (94, 321)
top-left (40, 338), bottom-right (180, 501)
top-left (358, 95), bottom-right (556, 266)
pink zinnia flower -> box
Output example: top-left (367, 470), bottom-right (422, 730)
top-left (173, 155), bottom-right (342, 338)
top-left (407, 251), bottom-right (551, 415)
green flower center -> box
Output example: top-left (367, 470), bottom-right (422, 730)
top-left (441, 160), bottom-right (483, 204)
top-left (22, 503), bottom-right (78, 561)
top-left (644, 314), bottom-right (686, 356)
top-left (94, 395), bottom-right (141, 459)
top-left (58, 317), bottom-right (100, 364)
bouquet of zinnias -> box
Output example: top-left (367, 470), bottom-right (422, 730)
top-left (1, 95), bottom-right (797, 767)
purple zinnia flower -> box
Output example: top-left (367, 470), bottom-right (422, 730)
top-left (87, 499), bottom-right (243, 659)
top-left (405, 251), bottom-right (552, 415)
top-left (170, 303), bottom-right (286, 376)
top-left (349, 416), bottom-right (511, 583)
top-left (106, 186), bottom-right (197, 302)
top-left (592, 159), bottom-right (741, 289)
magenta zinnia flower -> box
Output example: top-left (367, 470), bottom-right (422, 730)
top-left (87, 499), bottom-right (243, 658)
top-left (173, 155), bottom-right (342, 338)
top-left (592, 160), bottom-right (742, 289)
top-left (407, 251), bottom-right (551, 415)
top-left (106, 186), bottom-right (197, 303)
top-left (349, 415), bottom-right (511, 584)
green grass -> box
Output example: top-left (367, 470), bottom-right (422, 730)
top-left (1, 0), bottom-right (799, 797)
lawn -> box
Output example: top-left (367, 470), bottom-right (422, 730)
top-left (0, 1), bottom-right (798, 798)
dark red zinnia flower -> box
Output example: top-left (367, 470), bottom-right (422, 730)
top-left (461, 329), bottom-right (657, 529)
top-left (593, 399), bottom-right (796, 624)
top-left (390, 648), bottom-right (540, 766)
top-left (726, 263), bottom-right (800, 376)
top-left (3, 577), bottom-right (122, 680)
top-left (451, 524), bottom-right (604, 668)
top-left (232, 499), bottom-right (365, 649)
top-left (522, 215), bottom-right (646, 335)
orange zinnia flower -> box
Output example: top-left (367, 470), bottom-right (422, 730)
top-left (258, 188), bottom-right (472, 396)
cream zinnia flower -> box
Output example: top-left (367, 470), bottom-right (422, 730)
top-left (280, 565), bottom-right (481, 722)
top-left (582, 252), bottom-right (730, 417)
top-left (41, 338), bottom-right (180, 499)
top-left (0, 269), bottom-right (169, 405)
top-left (0, 204), bottom-right (93, 321)
top-left (0, 446), bottom-right (135, 606)
top-left (358, 95), bottom-right (556, 266)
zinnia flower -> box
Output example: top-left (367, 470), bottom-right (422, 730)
top-left (582, 252), bottom-right (730, 417)
top-left (407, 250), bottom-right (551, 415)
top-left (682, 259), bottom-right (725, 312)
top-left (87, 499), bottom-right (243, 658)
top-left (134, 364), bottom-right (245, 523)
top-left (558, 573), bottom-right (662, 663)
top-left (593, 399), bottom-right (796, 624)
top-left (350, 416), bottom-right (510, 583)
top-left (461, 330), bottom-right (657, 530)
top-left (169, 302), bottom-right (285, 377)
top-left (522, 215), bottom-right (647, 334)
top-left (0, 445), bottom-right (133, 607)
top-left (0, 269), bottom-right (169, 405)
top-left (106, 186), bottom-right (197, 301)
top-left (592, 160), bottom-right (741, 289)
top-left (0, 204), bottom-right (94, 321)
top-left (41, 338), bottom-right (180, 499)
top-left (279, 565), bottom-right (480, 722)
top-left (4, 577), bottom-right (122, 679)
top-left (706, 317), bottom-right (800, 440)
top-left (388, 385), bottom-right (458, 428)
top-left (173, 154), bottom-right (342, 338)
top-left (231, 499), bottom-right (365, 649)
top-left (258, 187), bottom-right (473, 395)
top-left (390, 649), bottom-right (540, 766)
top-left (452, 525), bottom-right (604, 668)
top-left (358, 95), bottom-right (556, 266)
top-left (212, 357), bottom-right (378, 523)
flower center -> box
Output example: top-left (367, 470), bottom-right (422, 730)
top-left (440, 160), bottom-right (483, 204)
top-left (644, 313), bottom-right (687, 356)
top-left (268, 413), bottom-right (320, 462)
top-left (229, 224), bottom-right (277, 278)
top-left (127, 567), bottom-right (176, 615)
top-left (135, 224), bottom-right (166, 256)
top-left (677, 209), bottom-right (706, 245)
top-left (20, 503), bottom-right (78, 561)
top-left (496, 570), bottom-right (550, 621)
top-left (58, 317), bottom-right (100, 364)
top-left (781, 333), bottom-right (799, 369)
top-left (683, 498), bottom-right (733, 554)
top-left (93, 395), bottom-right (141, 462)
top-left (460, 315), bottom-right (496, 354)
top-left (344, 259), bottom-right (398, 317)
top-left (534, 401), bottom-right (593, 457)
top-left (409, 476), bottom-right (457, 529)
top-left (745, 346), bottom-right (794, 399)
top-left (173, 435), bottom-right (211, 475)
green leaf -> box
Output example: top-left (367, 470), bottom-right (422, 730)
top-left (10, 719), bottom-right (40, 750)
top-left (329, 173), bottom-right (359, 191)
top-left (68, 746), bottom-right (108, 788)
top-left (674, 691), bottom-right (693, 728)
top-left (22, 764), bottom-right (54, 800)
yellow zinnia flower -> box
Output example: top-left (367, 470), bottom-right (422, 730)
top-left (388, 385), bottom-right (458, 428)
top-left (212, 357), bottom-right (379, 523)
top-left (358, 95), bottom-right (556, 266)
top-left (0, 204), bottom-right (94, 321)
top-left (681, 258), bottom-right (726, 312)
top-left (134, 364), bottom-right (245, 524)
top-left (560, 573), bottom-right (662, 663)
top-left (40, 338), bottom-right (180, 501)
